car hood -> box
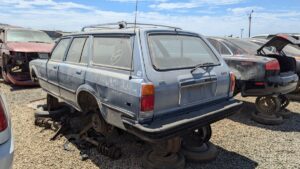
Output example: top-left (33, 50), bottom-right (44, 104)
top-left (6, 42), bottom-right (54, 53)
top-left (257, 34), bottom-right (300, 54)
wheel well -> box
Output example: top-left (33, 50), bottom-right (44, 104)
top-left (77, 91), bottom-right (99, 113)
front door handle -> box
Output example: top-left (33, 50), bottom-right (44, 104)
top-left (76, 70), bottom-right (82, 75)
top-left (53, 66), bottom-right (58, 69)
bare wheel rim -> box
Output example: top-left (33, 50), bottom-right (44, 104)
top-left (182, 125), bottom-right (212, 148)
top-left (255, 96), bottom-right (280, 115)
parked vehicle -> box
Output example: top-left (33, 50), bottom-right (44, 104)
top-left (250, 36), bottom-right (300, 94)
top-left (30, 22), bottom-right (242, 168)
top-left (0, 25), bottom-right (54, 86)
top-left (208, 36), bottom-right (299, 124)
top-left (0, 94), bottom-right (14, 169)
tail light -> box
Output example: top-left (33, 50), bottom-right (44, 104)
top-left (0, 98), bottom-right (8, 132)
top-left (140, 83), bottom-right (154, 119)
top-left (229, 72), bottom-right (236, 97)
top-left (265, 60), bottom-right (280, 71)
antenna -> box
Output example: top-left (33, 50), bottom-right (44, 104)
top-left (129, 0), bottom-right (139, 80)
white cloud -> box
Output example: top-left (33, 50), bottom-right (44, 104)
top-left (150, 0), bottom-right (245, 10)
top-left (228, 6), bottom-right (264, 15)
top-left (0, 0), bottom-right (300, 37)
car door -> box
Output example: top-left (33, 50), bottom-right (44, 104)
top-left (46, 38), bottom-right (71, 96)
top-left (58, 36), bottom-right (90, 103)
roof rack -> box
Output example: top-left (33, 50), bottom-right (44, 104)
top-left (81, 21), bottom-right (181, 32)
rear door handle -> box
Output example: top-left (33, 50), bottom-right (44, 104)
top-left (76, 70), bottom-right (82, 75)
top-left (53, 66), bottom-right (58, 69)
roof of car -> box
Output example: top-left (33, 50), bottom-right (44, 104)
top-left (62, 27), bottom-right (199, 38)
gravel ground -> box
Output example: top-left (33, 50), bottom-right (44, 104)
top-left (1, 81), bottom-right (300, 169)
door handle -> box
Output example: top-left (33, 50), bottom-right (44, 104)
top-left (76, 70), bottom-right (82, 75)
top-left (53, 66), bottom-right (58, 69)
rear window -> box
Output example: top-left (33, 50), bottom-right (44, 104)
top-left (148, 35), bottom-right (219, 70)
top-left (93, 37), bottom-right (132, 69)
top-left (208, 38), bottom-right (231, 55)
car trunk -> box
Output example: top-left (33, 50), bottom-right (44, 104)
top-left (257, 34), bottom-right (300, 74)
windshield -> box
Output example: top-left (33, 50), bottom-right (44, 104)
top-left (6, 29), bottom-right (53, 43)
top-left (148, 34), bottom-right (219, 70)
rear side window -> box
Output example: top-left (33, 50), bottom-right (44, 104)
top-left (66, 38), bottom-right (87, 63)
top-left (51, 38), bottom-right (70, 61)
top-left (93, 37), bottom-right (132, 69)
top-left (148, 35), bottom-right (219, 70)
top-left (208, 39), bottom-right (231, 55)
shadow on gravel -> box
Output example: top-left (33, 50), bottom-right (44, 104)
top-left (187, 146), bottom-right (258, 169)
top-left (228, 101), bottom-right (300, 132)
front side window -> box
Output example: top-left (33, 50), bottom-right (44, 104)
top-left (6, 29), bottom-right (53, 43)
top-left (51, 38), bottom-right (70, 61)
top-left (148, 34), bottom-right (219, 70)
top-left (66, 38), bottom-right (87, 63)
top-left (93, 37), bottom-right (132, 69)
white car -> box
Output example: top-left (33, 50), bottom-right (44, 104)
top-left (0, 94), bottom-right (14, 169)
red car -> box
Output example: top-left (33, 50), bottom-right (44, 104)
top-left (0, 25), bottom-right (54, 86)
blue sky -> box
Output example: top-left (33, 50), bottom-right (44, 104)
top-left (0, 0), bottom-right (300, 37)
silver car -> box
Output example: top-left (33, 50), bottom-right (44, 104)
top-left (0, 94), bottom-right (14, 169)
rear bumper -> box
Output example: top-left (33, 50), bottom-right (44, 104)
top-left (0, 136), bottom-right (14, 169)
top-left (6, 72), bottom-right (38, 86)
top-left (123, 99), bottom-right (242, 143)
top-left (242, 73), bottom-right (298, 97)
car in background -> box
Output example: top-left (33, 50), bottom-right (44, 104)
top-left (250, 36), bottom-right (300, 91)
top-left (251, 34), bottom-right (270, 39)
top-left (0, 25), bottom-right (54, 86)
top-left (0, 94), bottom-right (14, 169)
top-left (208, 36), bottom-right (299, 124)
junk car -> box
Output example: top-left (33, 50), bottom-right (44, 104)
top-left (0, 25), bottom-right (54, 86)
top-left (30, 22), bottom-right (242, 169)
top-left (208, 35), bottom-right (299, 125)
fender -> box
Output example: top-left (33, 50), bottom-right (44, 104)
top-left (30, 66), bottom-right (39, 80)
top-left (76, 84), bottom-right (107, 118)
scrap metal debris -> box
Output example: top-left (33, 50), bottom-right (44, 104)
top-left (34, 105), bottom-right (122, 160)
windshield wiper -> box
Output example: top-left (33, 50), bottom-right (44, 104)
top-left (190, 62), bottom-right (218, 73)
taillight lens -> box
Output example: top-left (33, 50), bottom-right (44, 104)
top-left (140, 83), bottom-right (155, 112)
top-left (0, 100), bottom-right (8, 132)
top-left (229, 72), bottom-right (236, 97)
top-left (265, 60), bottom-right (280, 71)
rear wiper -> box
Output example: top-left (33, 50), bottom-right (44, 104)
top-left (190, 62), bottom-right (217, 73)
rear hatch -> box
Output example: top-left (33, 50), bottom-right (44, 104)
top-left (144, 32), bottom-right (230, 118)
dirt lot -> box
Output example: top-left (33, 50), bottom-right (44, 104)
top-left (1, 81), bottom-right (299, 169)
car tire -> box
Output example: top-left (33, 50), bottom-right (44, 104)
top-left (181, 142), bottom-right (218, 163)
top-left (142, 150), bottom-right (185, 169)
top-left (251, 111), bottom-right (284, 125)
